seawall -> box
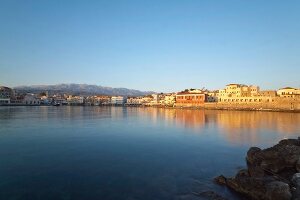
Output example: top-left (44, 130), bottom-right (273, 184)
top-left (203, 97), bottom-right (300, 112)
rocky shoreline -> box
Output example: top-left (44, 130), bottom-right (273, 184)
top-left (214, 138), bottom-right (300, 200)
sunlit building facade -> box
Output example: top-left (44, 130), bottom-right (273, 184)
top-left (175, 92), bottom-right (206, 107)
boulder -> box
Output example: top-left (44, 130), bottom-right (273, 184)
top-left (265, 181), bottom-right (292, 200)
top-left (214, 175), bottom-right (227, 185)
top-left (215, 138), bottom-right (300, 200)
top-left (296, 158), bottom-right (300, 172)
top-left (246, 147), bottom-right (261, 164)
top-left (292, 173), bottom-right (300, 200)
top-left (292, 173), bottom-right (300, 186)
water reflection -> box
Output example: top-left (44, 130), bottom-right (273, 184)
top-left (1, 106), bottom-right (299, 146)
top-left (0, 106), bottom-right (299, 200)
top-left (127, 107), bottom-right (300, 146)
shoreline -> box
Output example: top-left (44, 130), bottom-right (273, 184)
top-left (1, 104), bottom-right (300, 113)
top-left (129, 105), bottom-right (300, 113)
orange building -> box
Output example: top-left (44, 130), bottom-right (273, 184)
top-left (175, 92), bottom-right (206, 107)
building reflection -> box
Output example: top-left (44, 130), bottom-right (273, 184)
top-left (139, 108), bottom-right (300, 145)
top-left (1, 106), bottom-right (299, 145)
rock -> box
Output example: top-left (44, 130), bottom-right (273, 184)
top-left (292, 173), bottom-right (300, 186)
top-left (214, 175), bottom-right (227, 185)
top-left (246, 140), bottom-right (300, 174)
top-left (235, 169), bottom-right (249, 178)
top-left (248, 164), bottom-right (265, 177)
top-left (246, 147), bottom-right (261, 164)
top-left (296, 158), bottom-right (300, 172)
top-left (279, 139), bottom-right (300, 146)
top-left (265, 181), bottom-right (292, 200)
top-left (292, 173), bottom-right (300, 200)
top-left (214, 138), bottom-right (300, 200)
top-left (293, 188), bottom-right (300, 200)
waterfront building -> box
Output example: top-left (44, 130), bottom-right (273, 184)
top-left (10, 96), bottom-right (24, 104)
top-left (152, 94), bottom-right (158, 103)
top-left (85, 96), bottom-right (111, 106)
top-left (93, 96), bottom-right (110, 106)
top-left (54, 98), bottom-right (68, 105)
top-left (126, 97), bottom-right (143, 105)
top-left (84, 96), bottom-right (96, 106)
top-left (249, 85), bottom-right (260, 96)
top-left (0, 86), bottom-right (14, 105)
top-left (162, 93), bottom-right (176, 106)
top-left (259, 90), bottom-right (277, 97)
top-left (149, 94), bottom-right (165, 106)
top-left (223, 84), bottom-right (259, 98)
top-left (207, 91), bottom-right (219, 102)
top-left (217, 84), bottom-right (260, 102)
top-left (277, 87), bottom-right (300, 98)
top-left (49, 95), bottom-right (68, 105)
top-left (23, 94), bottom-right (41, 105)
top-left (111, 96), bottom-right (126, 105)
top-left (141, 96), bottom-right (153, 105)
top-left (67, 96), bottom-right (84, 105)
top-left (175, 91), bottom-right (206, 107)
top-left (98, 96), bottom-right (111, 105)
top-left (40, 95), bottom-right (51, 105)
top-left (83, 96), bottom-right (110, 106)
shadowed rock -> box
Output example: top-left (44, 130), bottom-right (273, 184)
top-left (215, 138), bottom-right (300, 200)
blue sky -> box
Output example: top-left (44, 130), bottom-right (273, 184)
top-left (0, 0), bottom-right (299, 92)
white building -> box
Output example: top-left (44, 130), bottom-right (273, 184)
top-left (126, 97), bottom-right (143, 105)
top-left (67, 96), bottom-right (84, 105)
top-left (162, 93), bottom-right (176, 106)
top-left (277, 87), bottom-right (300, 98)
top-left (111, 96), bottom-right (126, 105)
top-left (23, 94), bottom-right (40, 105)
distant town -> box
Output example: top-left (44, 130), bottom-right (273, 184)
top-left (1, 84), bottom-right (300, 111)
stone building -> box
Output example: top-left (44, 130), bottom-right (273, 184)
top-left (175, 91), bottom-right (206, 107)
top-left (277, 87), bottom-right (300, 98)
top-left (217, 84), bottom-right (260, 103)
top-left (259, 90), bottom-right (277, 97)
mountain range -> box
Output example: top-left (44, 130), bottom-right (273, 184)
top-left (14, 84), bottom-right (155, 96)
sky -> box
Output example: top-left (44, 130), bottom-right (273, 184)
top-left (0, 0), bottom-right (299, 92)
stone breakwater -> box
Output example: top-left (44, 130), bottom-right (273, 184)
top-left (215, 138), bottom-right (300, 200)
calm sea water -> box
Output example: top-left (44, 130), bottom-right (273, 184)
top-left (0, 106), bottom-right (299, 200)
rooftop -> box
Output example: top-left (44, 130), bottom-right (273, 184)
top-left (280, 87), bottom-right (298, 90)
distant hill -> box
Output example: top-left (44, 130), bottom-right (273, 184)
top-left (14, 84), bottom-right (155, 96)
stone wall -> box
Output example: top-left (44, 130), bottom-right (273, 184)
top-left (202, 96), bottom-right (300, 111)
